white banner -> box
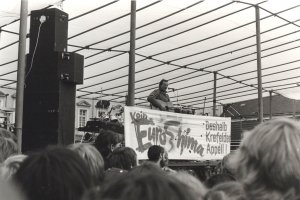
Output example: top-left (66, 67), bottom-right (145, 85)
top-left (124, 106), bottom-right (231, 160)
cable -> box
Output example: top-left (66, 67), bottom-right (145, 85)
top-left (25, 18), bottom-right (45, 81)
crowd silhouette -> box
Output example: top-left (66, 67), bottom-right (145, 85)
top-left (0, 117), bottom-right (300, 200)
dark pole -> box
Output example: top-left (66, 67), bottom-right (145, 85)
top-left (255, 5), bottom-right (264, 123)
top-left (269, 90), bottom-right (272, 119)
top-left (213, 72), bottom-right (217, 116)
top-left (15, 0), bottom-right (28, 153)
top-left (128, 0), bottom-right (136, 106)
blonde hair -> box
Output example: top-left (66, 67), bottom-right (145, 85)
top-left (231, 118), bottom-right (300, 199)
top-left (0, 154), bottom-right (27, 180)
top-left (68, 143), bottom-right (105, 183)
top-left (170, 170), bottom-right (207, 199)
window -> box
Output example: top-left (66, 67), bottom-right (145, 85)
top-left (78, 109), bottom-right (88, 127)
top-left (0, 97), bottom-right (4, 108)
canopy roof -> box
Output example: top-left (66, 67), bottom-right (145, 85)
top-left (1, 0), bottom-right (300, 111)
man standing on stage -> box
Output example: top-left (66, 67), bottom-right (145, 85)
top-left (147, 79), bottom-right (172, 111)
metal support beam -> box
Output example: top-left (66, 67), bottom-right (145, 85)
top-left (269, 90), bottom-right (272, 119)
top-left (15, 0), bottom-right (28, 153)
top-left (213, 72), bottom-right (217, 116)
top-left (255, 5), bottom-right (264, 123)
top-left (127, 0), bottom-right (136, 106)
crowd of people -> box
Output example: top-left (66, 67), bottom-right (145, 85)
top-left (0, 117), bottom-right (300, 200)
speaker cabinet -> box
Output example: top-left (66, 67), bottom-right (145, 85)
top-left (22, 51), bottom-right (83, 152)
top-left (29, 8), bottom-right (68, 54)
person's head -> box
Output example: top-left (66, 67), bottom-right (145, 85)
top-left (0, 137), bottom-right (18, 163)
top-left (96, 171), bottom-right (202, 200)
top-left (68, 143), bottom-right (105, 184)
top-left (147, 145), bottom-right (168, 168)
top-left (205, 173), bottom-right (236, 189)
top-left (0, 154), bottom-right (27, 180)
top-left (94, 130), bottom-right (124, 159)
top-left (230, 118), bottom-right (300, 199)
top-left (159, 79), bottom-right (168, 92)
top-left (0, 128), bottom-right (16, 141)
top-left (14, 146), bottom-right (94, 200)
top-left (204, 181), bottom-right (246, 200)
top-left (107, 147), bottom-right (137, 170)
top-left (170, 170), bottom-right (207, 199)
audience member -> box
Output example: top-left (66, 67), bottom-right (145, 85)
top-left (170, 170), bottom-right (207, 199)
top-left (107, 147), bottom-right (137, 170)
top-left (205, 173), bottom-right (236, 189)
top-left (14, 146), bottom-right (94, 200)
top-left (230, 118), bottom-right (300, 200)
top-left (0, 154), bottom-right (27, 180)
top-left (147, 145), bottom-right (174, 173)
top-left (0, 128), bottom-right (16, 141)
top-left (85, 171), bottom-right (202, 200)
top-left (0, 137), bottom-right (18, 163)
top-left (68, 143), bottom-right (105, 184)
top-left (94, 130), bottom-right (124, 169)
top-left (204, 181), bottom-right (246, 200)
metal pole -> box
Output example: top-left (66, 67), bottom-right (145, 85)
top-left (128, 0), bottom-right (136, 106)
top-left (255, 5), bottom-right (264, 123)
top-left (15, 0), bottom-right (28, 153)
top-left (293, 99), bottom-right (296, 119)
top-left (269, 90), bottom-right (272, 119)
top-left (213, 72), bottom-right (217, 116)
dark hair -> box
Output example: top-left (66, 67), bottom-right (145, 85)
top-left (98, 172), bottom-right (200, 200)
top-left (205, 173), bottom-right (236, 188)
top-left (94, 130), bottom-right (124, 158)
top-left (147, 145), bottom-right (164, 162)
top-left (108, 147), bottom-right (137, 170)
top-left (14, 146), bottom-right (94, 200)
top-left (159, 79), bottom-right (168, 86)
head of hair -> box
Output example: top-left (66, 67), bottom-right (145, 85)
top-left (204, 181), bottom-right (246, 200)
top-left (0, 154), bottom-right (27, 180)
top-left (0, 128), bottom-right (16, 141)
top-left (205, 173), bottom-right (236, 188)
top-left (159, 79), bottom-right (168, 87)
top-left (107, 147), bottom-right (137, 170)
top-left (0, 137), bottom-right (18, 163)
top-left (98, 171), bottom-right (201, 200)
top-left (68, 143), bottom-right (105, 183)
top-left (14, 146), bottom-right (94, 200)
top-left (94, 130), bottom-right (124, 158)
top-left (230, 118), bottom-right (300, 199)
top-left (170, 170), bottom-right (207, 199)
top-left (147, 145), bottom-right (164, 162)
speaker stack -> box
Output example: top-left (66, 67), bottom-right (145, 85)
top-left (22, 8), bottom-right (84, 152)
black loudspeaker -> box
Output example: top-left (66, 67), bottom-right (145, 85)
top-left (58, 52), bottom-right (84, 84)
top-left (29, 8), bottom-right (68, 54)
top-left (22, 51), bottom-right (83, 152)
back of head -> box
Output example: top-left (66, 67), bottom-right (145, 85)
top-left (107, 147), bottom-right (137, 170)
top-left (68, 143), bottom-right (105, 183)
top-left (205, 173), bottom-right (236, 189)
top-left (14, 146), bottom-right (94, 200)
top-left (147, 145), bottom-right (164, 162)
top-left (99, 172), bottom-right (201, 200)
top-left (171, 170), bottom-right (207, 199)
top-left (0, 137), bottom-right (18, 163)
top-left (230, 118), bottom-right (300, 197)
top-left (205, 181), bottom-right (246, 200)
top-left (94, 130), bottom-right (124, 158)
top-left (0, 154), bottom-right (27, 180)
top-left (0, 128), bottom-right (16, 141)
